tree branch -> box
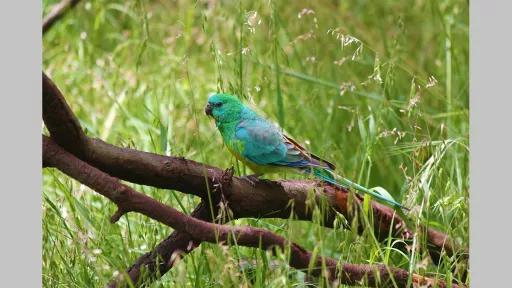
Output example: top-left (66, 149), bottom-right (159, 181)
top-left (42, 72), bottom-right (467, 286)
top-left (43, 136), bottom-right (460, 288)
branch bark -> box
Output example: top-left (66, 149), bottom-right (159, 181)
top-left (43, 136), bottom-right (460, 288)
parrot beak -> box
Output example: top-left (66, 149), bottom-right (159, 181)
top-left (204, 103), bottom-right (213, 116)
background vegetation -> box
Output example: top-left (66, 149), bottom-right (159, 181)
top-left (43, 0), bottom-right (469, 286)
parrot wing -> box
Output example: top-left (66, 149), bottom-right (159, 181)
top-left (235, 118), bottom-right (335, 170)
top-left (234, 118), bottom-right (287, 165)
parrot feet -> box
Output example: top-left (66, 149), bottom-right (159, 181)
top-left (221, 166), bottom-right (235, 186)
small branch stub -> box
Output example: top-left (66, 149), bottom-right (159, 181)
top-left (110, 208), bottom-right (127, 223)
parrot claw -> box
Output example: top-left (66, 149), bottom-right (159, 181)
top-left (221, 167), bottom-right (235, 185)
top-left (241, 174), bottom-right (261, 187)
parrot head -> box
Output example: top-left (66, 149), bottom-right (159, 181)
top-left (205, 93), bottom-right (244, 123)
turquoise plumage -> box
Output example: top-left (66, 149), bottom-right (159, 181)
top-left (205, 93), bottom-right (407, 211)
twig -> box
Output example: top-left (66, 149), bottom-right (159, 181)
top-left (43, 0), bottom-right (82, 34)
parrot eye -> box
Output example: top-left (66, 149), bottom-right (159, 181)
top-left (213, 102), bottom-right (223, 107)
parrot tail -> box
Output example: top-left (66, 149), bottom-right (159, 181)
top-left (311, 167), bottom-right (409, 211)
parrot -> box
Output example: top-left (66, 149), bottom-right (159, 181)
top-left (204, 93), bottom-right (408, 211)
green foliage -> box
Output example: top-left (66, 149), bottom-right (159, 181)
top-left (43, 0), bottom-right (469, 286)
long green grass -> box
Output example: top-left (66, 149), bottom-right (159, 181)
top-left (43, 0), bottom-right (469, 287)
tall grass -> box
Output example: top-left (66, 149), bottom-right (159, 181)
top-left (43, 0), bottom-right (469, 286)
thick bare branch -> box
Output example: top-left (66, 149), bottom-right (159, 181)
top-left (43, 136), bottom-right (459, 288)
top-left (43, 0), bottom-right (82, 34)
top-left (42, 72), bottom-right (88, 155)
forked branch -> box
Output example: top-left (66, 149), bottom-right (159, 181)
top-left (43, 136), bottom-right (459, 288)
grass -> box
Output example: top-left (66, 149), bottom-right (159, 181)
top-left (43, 0), bottom-right (469, 287)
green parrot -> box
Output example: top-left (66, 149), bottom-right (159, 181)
top-left (205, 93), bottom-right (407, 210)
